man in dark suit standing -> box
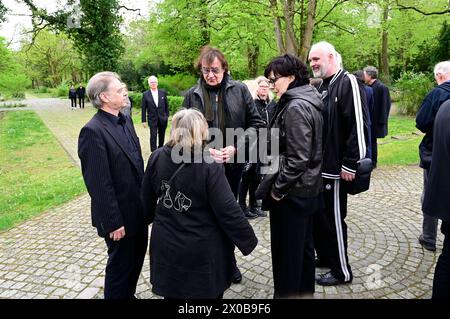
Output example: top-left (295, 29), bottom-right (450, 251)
top-left (78, 71), bottom-right (148, 299)
top-left (141, 75), bottom-right (169, 152)
top-left (76, 84), bottom-right (86, 109)
top-left (363, 66), bottom-right (391, 168)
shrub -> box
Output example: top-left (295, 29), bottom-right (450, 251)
top-left (394, 71), bottom-right (435, 115)
top-left (167, 96), bottom-right (184, 114)
top-left (128, 92), bottom-right (143, 109)
top-left (0, 72), bottom-right (30, 100)
top-left (36, 86), bottom-right (49, 93)
top-left (56, 82), bottom-right (70, 98)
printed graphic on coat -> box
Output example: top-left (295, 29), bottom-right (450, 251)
top-left (158, 180), bottom-right (192, 212)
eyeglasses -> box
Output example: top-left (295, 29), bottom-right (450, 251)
top-left (268, 76), bottom-right (282, 86)
top-left (259, 85), bottom-right (270, 89)
top-left (201, 67), bottom-right (222, 75)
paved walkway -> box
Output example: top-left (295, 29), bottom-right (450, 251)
top-left (0, 99), bottom-right (441, 299)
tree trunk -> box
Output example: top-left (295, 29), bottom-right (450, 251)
top-left (381, 1), bottom-right (390, 83)
top-left (283, 0), bottom-right (298, 55)
top-left (299, 0), bottom-right (317, 62)
top-left (269, 0), bottom-right (285, 53)
top-left (247, 44), bottom-right (260, 78)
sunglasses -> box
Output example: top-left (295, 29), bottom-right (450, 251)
top-left (201, 67), bottom-right (222, 75)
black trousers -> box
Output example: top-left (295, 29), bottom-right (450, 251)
top-left (150, 122), bottom-right (167, 152)
top-left (224, 163), bottom-right (245, 276)
top-left (433, 221), bottom-right (450, 299)
top-left (70, 98), bottom-right (77, 108)
top-left (270, 195), bottom-right (318, 298)
top-left (313, 178), bottom-right (353, 282)
top-left (371, 134), bottom-right (378, 168)
top-left (238, 164), bottom-right (260, 209)
top-left (78, 97), bottom-right (85, 109)
top-left (104, 227), bottom-right (148, 299)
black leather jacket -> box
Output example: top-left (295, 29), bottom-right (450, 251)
top-left (268, 85), bottom-right (323, 198)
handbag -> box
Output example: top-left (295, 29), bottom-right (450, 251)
top-left (344, 158), bottom-right (373, 195)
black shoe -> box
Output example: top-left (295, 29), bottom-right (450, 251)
top-left (244, 208), bottom-right (258, 219)
top-left (315, 258), bottom-right (329, 268)
top-left (316, 271), bottom-right (350, 286)
top-left (419, 235), bottom-right (436, 251)
top-left (251, 207), bottom-right (267, 217)
top-left (232, 268), bottom-right (242, 284)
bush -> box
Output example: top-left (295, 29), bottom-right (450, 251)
top-left (130, 92), bottom-right (184, 115)
top-left (36, 86), bottom-right (49, 93)
top-left (142, 73), bottom-right (197, 96)
top-left (167, 96), bottom-right (184, 114)
top-left (0, 72), bottom-right (30, 100)
top-left (394, 71), bottom-right (435, 115)
top-left (56, 82), bottom-right (70, 98)
top-left (128, 92), bottom-right (142, 109)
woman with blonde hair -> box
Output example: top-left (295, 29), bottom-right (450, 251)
top-left (141, 108), bottom-right (257, 299)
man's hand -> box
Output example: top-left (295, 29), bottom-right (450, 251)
top-left (109, 226), bottom-right (125, 241)
top-left (220, 145), bottom-right (236, 163)
top-left (142, 122), bottom-right (148, 129)
top-left (340, 171), bottom-right (355, 181)
top-left (209, 148), bottom-right (225, 163)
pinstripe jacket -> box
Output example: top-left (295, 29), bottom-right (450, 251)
top-left (78, 109), bottom-right (146, 238)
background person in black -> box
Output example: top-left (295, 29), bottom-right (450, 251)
top-left (69, 85), bottom-right (77, 109)
top-left (182, 46), bottom-right (264, 284)
top-left (76, 84), bottom-right (86, 109)
top-left (78, 72), bottom-right (148, 299)
top-left (422, 99), bottom-right (450, 299)
top-left (261, 54), bottom-right (323, 298)
top-left (416, 60), bottom-right (450, 252)
top-left (363, 66), bottom-right (391, 168)
top-left (239, 76), bottom-right (276, 219)
top-left (141, 109), bottom-right (257, 299)
top-left (141, 75), bottom-right (169, 152)
top-left (308, 41), bottom-right (370, 286)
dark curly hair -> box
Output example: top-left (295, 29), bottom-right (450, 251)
top-left (264, 54), bottom-right (310, 89)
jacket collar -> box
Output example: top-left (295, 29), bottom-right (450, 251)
top-left (95, 110), bottom-right (143, 176)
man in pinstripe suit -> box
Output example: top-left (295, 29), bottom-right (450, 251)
top-left (78, 72), bottom-right (148, 299)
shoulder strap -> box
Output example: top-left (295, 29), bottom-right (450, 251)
top-left (157, 163), bottom-right (186, 198)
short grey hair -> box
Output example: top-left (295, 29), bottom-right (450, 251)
top-left (87, 71), bottom-right (121, 109)
top-left (434, 61), bottom-right (450, 76)
top-left (310, 41), bottom-right (337, 58)
top-left (364, 66), bottom-right (378, 79)
top-left (148, 75), bottom-right (158, 84)
top-left (255, 76), bottom-right (269, 86)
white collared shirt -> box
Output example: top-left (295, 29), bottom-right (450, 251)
top-left (151, 89), bottom-right (159, 107)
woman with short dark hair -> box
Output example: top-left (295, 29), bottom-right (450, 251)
top-left (259, 54), bottom-right (324, 298)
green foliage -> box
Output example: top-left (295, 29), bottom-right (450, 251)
top-left (394, 71), bottom-right (435, 115)
top-left (129, 92), bottom-right (184, 115)
top-left (18, 30), bottom-right (84, 88)
top-left (56, 82), bottom-right (70, 97)
top-left (156, 73), bottom-right (197, 96)
top-left (128, 91), bottom-right (142, 109)
top-left (0, 37), bottom-right (31, 98)
top-left (0, 2), bottom-right (7, 23)
top-left (0, 111), bottom-right (85, 230)
top-left (167, 96), bottom-right (184, 114)
top-left (432, 21), bottom-right (450, 63)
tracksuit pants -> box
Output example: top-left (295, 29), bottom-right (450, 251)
top-left (314, 178), bottom-right (353, 283)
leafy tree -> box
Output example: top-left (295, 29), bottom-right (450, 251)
top-left (18, 30), bottom-right (84, 87)
top-left (21, 0), bottom-right (125, 75)
top-left (0, 37), bottom-right (30, 98)
top-left (0, 1), bottom-right (7, 23)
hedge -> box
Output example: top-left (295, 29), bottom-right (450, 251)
top-left (129, 92), bottom-right (184, 115)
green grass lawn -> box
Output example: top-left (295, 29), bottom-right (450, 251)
top-left (378, 115), bottom-right (421, 166)
top-left (0, 111), bottom-right (86, 231)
